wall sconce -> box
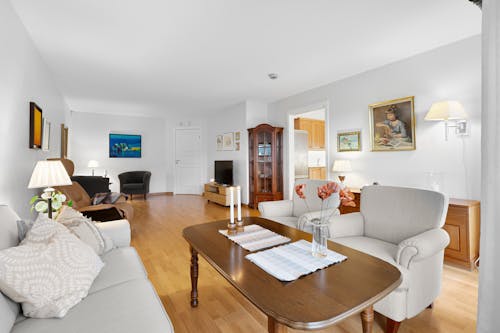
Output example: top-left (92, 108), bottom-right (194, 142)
top-left (424, 101), bottom-right (468, 140)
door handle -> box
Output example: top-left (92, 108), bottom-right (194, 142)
top-left (176, 160), bottom-right (180, 165)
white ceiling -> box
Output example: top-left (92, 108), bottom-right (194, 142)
top-left (10, 0), bottom-right (481, 117)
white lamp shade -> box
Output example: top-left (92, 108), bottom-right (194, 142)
top-left (425, 101), bottom-right (467, 121)
top-left (332, 160), bottom-right (352, 172)
top-left (87, 160), bottom-right (99, 168)
top-left (28, 161), bottom-right (72, 189)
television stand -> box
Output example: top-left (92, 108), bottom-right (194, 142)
top-left (203, 183), bottom-right (234, 206)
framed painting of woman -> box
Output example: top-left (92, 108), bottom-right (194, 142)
top-left (369, 96), bottom-right (416, 151)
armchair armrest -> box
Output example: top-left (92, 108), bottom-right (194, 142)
top-left (297, 208), bottom-right (339, 231)
top-left (328, 212), bottom-right (364, 238)
top-left (396, 229), bottom-right (450, 268)
top-left (95, 219), bottom-right (131, 248)
top-left (258, 200), bottom-right (293, 217)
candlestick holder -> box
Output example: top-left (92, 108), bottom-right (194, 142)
top-left (236, 219), bottom-right (244, 232)
top-left (227, 222), bottom-right (237, 235)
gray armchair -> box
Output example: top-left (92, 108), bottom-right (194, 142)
top-left (118, 171), bottom-right (152, 200)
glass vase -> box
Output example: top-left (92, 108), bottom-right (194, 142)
top-left (311, 218), bottom-right (329, 257)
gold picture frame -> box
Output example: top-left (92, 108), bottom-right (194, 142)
top-left (337, 131), bottom-right (361, 152)
top-left (369, 96), bottom-right (416, 151)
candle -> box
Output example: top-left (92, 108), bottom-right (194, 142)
top-left (229, 187), bottom-right (234, 224)
top-left (236, 186), bottom-right (242, 222)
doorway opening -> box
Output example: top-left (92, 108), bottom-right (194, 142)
top-left (288, 107), bottom-right (328, 198)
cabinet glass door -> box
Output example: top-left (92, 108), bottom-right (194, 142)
top-left (257, 130), bottom-right (272, 193)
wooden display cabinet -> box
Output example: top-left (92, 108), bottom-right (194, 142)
top-left (248, 124), bottom-right (284, 209)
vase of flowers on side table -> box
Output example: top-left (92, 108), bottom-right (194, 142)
top-left (295, 182), bottom-right (356, 257)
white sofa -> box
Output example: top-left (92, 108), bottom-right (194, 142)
top-left (0, 205), bottom-right (174, 333)
top-left (260, 185), bottom-right (450, 333)
top-left (258, 179), bottom-right (340, 229)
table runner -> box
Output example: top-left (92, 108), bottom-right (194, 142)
top-left (219, 224), bottom-right (291, 252)
top-left (246, 240), bottom-right (347, 282)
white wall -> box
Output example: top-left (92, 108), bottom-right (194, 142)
top-left (0, 0), bottom-right (69, 218)
top-left (206, 103), bottom-right (249, 203)
top-left (269, 36), bottom-right (481, 200)
top-left (70, 112), bottom-right (167, 193)
top-left (205, 100), bottom-right (269, 204)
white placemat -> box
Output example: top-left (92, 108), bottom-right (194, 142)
top-left (219, 224), bottom-right (291, 252)
top-left (246, 240), bottom-right (347, 282)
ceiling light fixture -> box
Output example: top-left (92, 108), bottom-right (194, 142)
top-left (268, 73), bottom-right (278, 80)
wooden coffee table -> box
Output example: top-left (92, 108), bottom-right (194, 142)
top-left (183, 217), bottom-right (401, 333)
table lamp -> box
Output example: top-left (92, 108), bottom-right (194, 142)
top-left (332, 160), bottom-right (352, 184)
top-left (88, 160), bottom-right (99, 176)
top-left (424, 101), bottom-right (468, 140)
top-left (28, 160), bottom-right (72, 219)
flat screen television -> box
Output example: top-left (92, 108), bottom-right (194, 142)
top-left (215, 160), bottom-right (233, 186)
top-left (109, 133), bottom-right (142, 158)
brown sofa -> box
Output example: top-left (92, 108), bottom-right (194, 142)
top-left (56, 181), bottom-right (134, 222)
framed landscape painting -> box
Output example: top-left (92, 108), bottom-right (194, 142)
top-left (109, 133), bottom-right (142, 158)
top-left (369, 96), bottom-right (415, 151)
top-left (337, 131), bottom-right (361, 152)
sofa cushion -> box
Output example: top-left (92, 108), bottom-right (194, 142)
top-left (0, 206), bottom-right (22, 331)
top-left (334, 236), bottom-right (409, 290)
top-left (0, 217), bottom-right (104, 318)
top-left (11, 279), bottom-right (174, 333)
top-left (89, 247), bottom-right (147, 294)
top-left (56, 206), bottom-right (109, 255)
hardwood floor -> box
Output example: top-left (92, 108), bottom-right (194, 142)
top-left (128, 195), bottom-right (478, 333)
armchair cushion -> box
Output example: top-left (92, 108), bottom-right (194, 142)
top-left (297, 208), bottom-right (339, 231)
top-left (328, 212), bottom-right (365, 238)
top-left (335, 236), bottom-right (409, 290)
top-left (258, 200), bottom-right (293, 217)
top-left (292, 180), bottom-right (340, 217)
top-left (361, 186), bottom-right (449, 244)
top-left (396, 229), bottom-right (450, 269)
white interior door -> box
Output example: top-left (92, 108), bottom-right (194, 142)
top-left (175, 128), bottom-right (203, 194)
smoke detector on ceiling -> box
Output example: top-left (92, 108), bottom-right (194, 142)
top-left (268, 73), bottom-right (278, 80)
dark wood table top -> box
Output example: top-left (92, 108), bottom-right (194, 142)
top-left (183, 217), bottom-right (402, 330)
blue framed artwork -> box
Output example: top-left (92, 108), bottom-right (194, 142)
top-left (109, 133), bottom-right (142, 158)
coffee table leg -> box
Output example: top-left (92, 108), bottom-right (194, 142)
top-left (190, 246), bottom-right (199, 307)
top-left (268, 316), bottom-right (287, 333)
top-left (361, 305), bottom-right (374, 333)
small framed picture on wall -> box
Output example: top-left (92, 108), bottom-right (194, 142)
top-left (216, 135), bottom-right (223, 151)
top-left (337, 130), bottom-right (361, 152)
top-left (222, 132), bottom-right (234, 151)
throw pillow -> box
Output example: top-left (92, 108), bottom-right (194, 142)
top-left (56, 206), bottom-right (113, 255)
top-left (16, 219), bottom-right (34, 242)
top-left (0, 215), bottom-right (104, 318)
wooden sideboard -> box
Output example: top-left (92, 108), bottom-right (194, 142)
top-left (338, 188), bottom-right (361, 215)
top-left (339, 190), bottom-right (480, 270)
top-left (443, 199), bottom-right (480, 270)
